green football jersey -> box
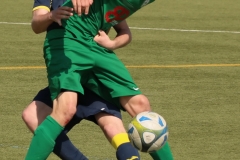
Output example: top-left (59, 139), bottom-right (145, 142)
top-left (61, 0), bottom-right (155, 37)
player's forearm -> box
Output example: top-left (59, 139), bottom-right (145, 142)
top-left (109, 20), bottom-right (132, 50)
top-left (31, 12), bottom-right (53, 34)
top-left (110, 30), bottom-right (132, 50)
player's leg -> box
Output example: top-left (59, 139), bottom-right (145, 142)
top-left (73, 88), bottom-right (138, 160)
top-left (25, 92), bottom-right (78, 160)
top-left (93, 52), bottom-right (174, 160)
top-left (22, 88), bottom-right (87, 160)
top-left (24, 100), bottom-right (61, 159)
top-left (86, 76), bottom-right (173, 159)
top-left (148, 142), bottom-right (174, 160)
top-left (95, 112), bottom-right (139, 160)
top-left (25, 29), bottom-right (90, 159)
top-left (120, 96), bottom-right (174, 160)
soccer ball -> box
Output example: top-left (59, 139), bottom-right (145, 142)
top-left (128, 111), bottom-right (169, 153)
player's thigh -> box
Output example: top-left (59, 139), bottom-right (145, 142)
top-left (22, 101), bottom-right (52, 132)
top-left (95, 112), bottom-right (126, 142)
top-left (94, 52), bottom-right (141, 98)
top-left (44, 29), bottom-right (93, 100)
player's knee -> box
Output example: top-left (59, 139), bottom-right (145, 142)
top-left (65, 103), bottom-right (76, 117)
top-left (53, 102), bottom-right (77, 125)
top-left (65, 107), bottom-right (77, 122)
top-left (56, 107), bottom-right (76, 122)
top-left (135, 95), bottom-right (151, 111)
top-left (22, 107), bottom-right (30, 123)
top-left (121, 95), bottom-right (151, 117)
top-left (21, 105), bottom-right (38, 132)
top-left (22, 103), bottom-right (37, 124)
top-left (22, 101), bottom-right (52, 124)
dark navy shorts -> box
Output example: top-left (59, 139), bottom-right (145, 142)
top-left (33, 87), bottom-right (122, 126)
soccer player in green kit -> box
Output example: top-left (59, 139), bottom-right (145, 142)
top-left (25, 0), bottom-right (173, 159)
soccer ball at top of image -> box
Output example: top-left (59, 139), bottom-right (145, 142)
top-left (128, 111), bottom-right (169, 153)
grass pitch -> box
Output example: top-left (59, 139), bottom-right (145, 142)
top-left (0, 0), bottom-right (240, 159)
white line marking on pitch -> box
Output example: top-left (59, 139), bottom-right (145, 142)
top-left (0, 22), bottom-right (240, 34)
top-left (129, 27), bottom-right (240, 34)
top-left (0, 22), bottom-right (30, 25)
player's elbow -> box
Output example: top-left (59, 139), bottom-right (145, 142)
top-left (31, 21), bottom-right (44, 34)
top-left (32, 30), bottom-right (41, 34)
top-left (32, 29), bottom-right (42, 34)
top-left (31, 25), bottom-right (43, 34)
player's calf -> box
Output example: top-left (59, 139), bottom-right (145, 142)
top-left (95, 112), bottom-right (140, 160)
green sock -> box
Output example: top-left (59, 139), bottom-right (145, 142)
top-left (25, 116), bottom-right (63, 160)
top-left (149, 142), bottom-right (174, 160)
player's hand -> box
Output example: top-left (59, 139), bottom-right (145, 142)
top-left (94, 30), bottom-right (115, 50)
top-left (71, 0), bottom-right (93, 15)
top-left (50, 7), bottom-right (73, 26)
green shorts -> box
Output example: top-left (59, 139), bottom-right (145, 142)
top-left (44, 29), bottom-right (141, 101)
top-left (84, 74), bottom-right (123, 110)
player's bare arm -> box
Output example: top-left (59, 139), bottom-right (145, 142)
top-left (32, 7), bottom-right (73, 34)
top-left (94, 20), bottom-right (132, 50)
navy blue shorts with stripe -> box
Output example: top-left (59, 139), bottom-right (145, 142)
top-left (33, 87), bottom-right (122, 128)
